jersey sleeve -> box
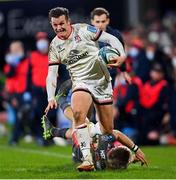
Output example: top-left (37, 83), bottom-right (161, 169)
top-left (80, 24), bottom-right (102, 41)
top-left (46, 41), bottom-right (60, 101)
top-left (98, 31), bottom-right (126, 56)
top-left (107, 27), bottom-right (125, 48)
top-left (48, 42), bottom-right (60, 66)
top-left (46, 65), bottom-right (59, 101)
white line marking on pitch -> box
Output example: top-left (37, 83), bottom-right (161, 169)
top-left (0, 145), bottom-right (71, 159)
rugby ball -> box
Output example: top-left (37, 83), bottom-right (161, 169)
top-left (98, 46), bottom-right (120, 64)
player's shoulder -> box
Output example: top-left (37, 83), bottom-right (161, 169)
top-left (107, 26), bottom-right (122, 36)
top-left (73, 23), bottom-right (87, 29)
top-left (106, 26), bottom-right (124, 46)
top-left (52, 34), bottom-right (66, 44)
top-left (49, 36), bottom-right (63, 50)
top-left (73, 23), bottom-right (87, 33)
top-left (107, 25), bottom-right (119, 32)
top-left (73, 23), bottom-right (98, 33)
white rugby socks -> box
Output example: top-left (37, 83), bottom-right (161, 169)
top-left (75, 123), bottom-right (93, 163)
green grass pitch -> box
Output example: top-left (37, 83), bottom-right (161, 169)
top-left (0, 139), bottom-right (176, 179)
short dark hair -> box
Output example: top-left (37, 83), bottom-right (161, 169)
top-left (107, 147), bottom-right (131, 170)
top-left (49, 7), bottom-right (69, 21)
top-left (90, 7), bottom-right (110, 20)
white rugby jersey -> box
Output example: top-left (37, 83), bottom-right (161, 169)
top-left (47, 23), bottom-right (125, 101)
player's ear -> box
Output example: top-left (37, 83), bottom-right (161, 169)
top-left (106, 18), bottom-right (110, 25)
top-left (67, 18), bottom-right (71, 24)
top-left (91, 19), bottom-right (94, 25)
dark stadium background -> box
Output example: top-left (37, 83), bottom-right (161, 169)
top-left (0, 0), bottom-right (176, 70)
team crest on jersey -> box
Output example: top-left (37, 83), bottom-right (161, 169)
top-left (74, 35), bottom-right (81, 43)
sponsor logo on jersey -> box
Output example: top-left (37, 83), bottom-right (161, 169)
top-left (87, 25), bottom-right (98, 33)
top-left (65, 50), bottom-right (88, 65)
top-left (56, 44), bottom-right (65, 53)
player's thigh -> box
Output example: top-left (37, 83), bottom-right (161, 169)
top-left (71, 91), bottom-right (93, 123)
top-left (95, 103), bottom-right (114, 134)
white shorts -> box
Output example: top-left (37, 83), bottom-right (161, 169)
top-left (72, 79), bottom-right (113, 105)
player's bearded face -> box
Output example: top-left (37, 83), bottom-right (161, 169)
top-left (51, 15), bottom-right (71, 39)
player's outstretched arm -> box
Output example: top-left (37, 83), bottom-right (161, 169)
top-left (113, 130), bottom-right (148, 166)
top-left (113, 130), bottom-right (134, 148)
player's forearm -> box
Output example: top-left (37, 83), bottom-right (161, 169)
top-left (46, 65), bottom-right (58, 101)
top-left (98, 31), bottom-right (126, 57)
top-left (113, 130), bottom-right (134, 149)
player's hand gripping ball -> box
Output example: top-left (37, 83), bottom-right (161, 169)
top-left (98, 46), bottom-right (120, 65)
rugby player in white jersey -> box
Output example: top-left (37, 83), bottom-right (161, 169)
top-left (45, 7), bottom-right (126, 171)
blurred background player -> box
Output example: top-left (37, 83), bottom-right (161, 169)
top-left (90, 7), bottom-right (127, 88)
top-left (90, 7), bottom-right (124, 48)
top-left (138, 62), bottom-right (170, 145)
top-left (113, 71), bottom-right (142, 142)
top-left (3, 41), bottom-right (31, 145)
top-left (29, 32), bottom-right (49, 145)
top-left (29, 32), bottom-right (70, 145)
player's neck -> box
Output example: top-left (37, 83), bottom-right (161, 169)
top-left (57, 25), bottom-right (72, 40)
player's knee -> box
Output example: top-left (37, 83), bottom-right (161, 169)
top-left (73, 110), bottom-right (85, 123)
